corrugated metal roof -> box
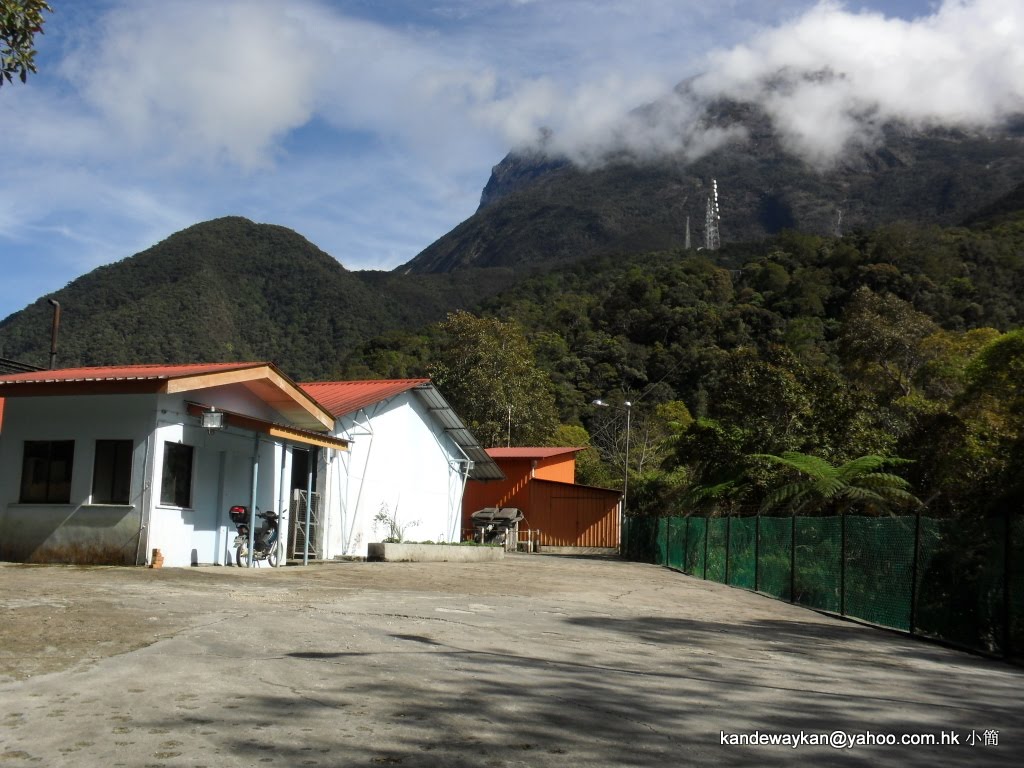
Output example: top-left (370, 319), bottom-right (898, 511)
top-left (487, 447), bottom-right (587, 459)
top-left (301, 379), bottom-right (503, 481)
top-left (409, 384), bottom-right (505, 482)
top-left (300, 379), bottom-right (429, 417)
top-left (0, 362), bottom-right (335, 431)
top-left (0, 362), bottom-right (261, 385)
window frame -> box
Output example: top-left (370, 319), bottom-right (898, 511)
top-left (92, 439), bottom-right (134, 505)
top-left (159, 441), bottom-right (195, 509)
top-left (19, 440), bottom-right (76, 504)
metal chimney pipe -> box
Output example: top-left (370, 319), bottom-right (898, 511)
top-left (47, 299), bottom-right (61, 369)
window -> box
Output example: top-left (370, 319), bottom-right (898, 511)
top-left (160, 442), bottom-right (194, 508)
top-left (93, 440), bottom-right (133, 504)
top-left (20, 440), bottom-right (75, 503)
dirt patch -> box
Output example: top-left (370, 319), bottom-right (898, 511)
top-left (0, 558), bottom-right (585, 681)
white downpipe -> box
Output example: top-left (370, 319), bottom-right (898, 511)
top-left (247, 434), bottom-right (259, 567)
top-left (134, 430), bottom-right (154, 565)
top-left (276, 445), bottom-right (287, 567)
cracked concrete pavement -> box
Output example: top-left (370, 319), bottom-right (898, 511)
top-left (1, 555), bottom-right (1021, 767)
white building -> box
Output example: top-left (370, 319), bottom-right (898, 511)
top-left (0, 366), bottom-right (501, 566)
top-left (0, 363), bottom-right (348, 567)
top-left (301, 379), bottom-right (503, 559)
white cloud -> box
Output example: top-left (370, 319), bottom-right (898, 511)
top-left (64, 0), bottom-right (326, 168)
top-left (3, 0), bottom-right (1014, 323)
top-left (689, 0), bottom-right (1024, 165)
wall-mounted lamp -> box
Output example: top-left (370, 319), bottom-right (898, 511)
top-left (201, 407), bottom-right (225, 433)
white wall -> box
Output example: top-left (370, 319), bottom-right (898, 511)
top-left (0, 394), bottom-right (156, 564)
top-left (151, 394), bottom-right (292, 567)
top-left (0, 388), bottom-right (297, 567)
top-left (321, 391), bottom-right (470, 559)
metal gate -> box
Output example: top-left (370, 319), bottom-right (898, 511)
top-left (290, 489), bottom-right (322, 559)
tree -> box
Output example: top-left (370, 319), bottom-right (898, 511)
top-left (838, 287), bottom-right (939, 398)
top-left (545, 423), bottom-right (613, 488)
top-left (753, 452), bottom-right (921, 516)
top-left (1, 0), bottom-right (51, 87)
top-left (429, 311), bottom-right (559, 447)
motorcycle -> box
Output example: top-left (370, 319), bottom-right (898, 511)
top-left (228, 505), bottom-right (281, 567)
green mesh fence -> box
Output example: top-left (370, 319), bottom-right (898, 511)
top-left (1011, 516), bottom-right (1024, 660)
top-left (794, 517), bottom-right (841, 613)
top-left (621, 510), bottom-right (1022, 658)
top-left (844, 516), bottom-right (915, 631)
top-left (624, 516), bottom-right (659, 563)
top-left (706, 518), bottom-right (728, 583)
top-left (728, 517), bottom-right (757, 589)
top-left (656, 517), bottom-right (669, 566)
top-left (684, 517), bottom-right (706, 576)
top-left (757, 517), bottom-right (793, 600)
top-left (915, 516), bottom-right (1006, 655)
top-left (667, 517), bottom-right (686, 569)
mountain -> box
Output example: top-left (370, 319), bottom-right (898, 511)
top-left (400, 99), bottom-right (1024, 274)
top-left (0, 217), bottom-right (514, 379)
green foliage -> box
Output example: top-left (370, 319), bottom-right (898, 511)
top-left (0, 218), bottom-right (503, 379)
top-left (1, 0), bottom-right (50, 87)
top-left (752, 452), bottom-right (922, 516)
top-left (429, 311), bottom-right (559, 447)
top-left (3, 200), bottom-right (1024, 521)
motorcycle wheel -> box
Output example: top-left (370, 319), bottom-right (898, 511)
top-left (235, 544), bottom-right (249, 567)
top-left (267, 544), bottom-right (279, 568)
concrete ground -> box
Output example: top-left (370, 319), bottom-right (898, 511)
top-left (0, 554), bottom-right (1020, 767)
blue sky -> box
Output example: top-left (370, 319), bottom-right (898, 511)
top-left (2, 0), bottom-right (1020, 323)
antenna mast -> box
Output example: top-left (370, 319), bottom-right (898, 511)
top-left (704, 179), bottom-right (720, 251)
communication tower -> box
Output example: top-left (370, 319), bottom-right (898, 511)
top-left (684, 216), bottom-right (691, 250)
top-left (704, 179), bottom-right (721, 251)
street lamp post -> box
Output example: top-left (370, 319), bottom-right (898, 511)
top-left (592, 399), bottom-right (632, 551)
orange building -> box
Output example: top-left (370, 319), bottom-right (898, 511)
top-left (461, 447), bottom-right (622, 550)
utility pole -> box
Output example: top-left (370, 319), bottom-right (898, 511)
top-left (47, 299), bottom-right (61, 369)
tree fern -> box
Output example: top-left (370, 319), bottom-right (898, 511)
top-left (751, 452), bottom-right (921, 516)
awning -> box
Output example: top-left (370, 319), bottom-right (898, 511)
top-left (186, 402), bottom-right (349, 451)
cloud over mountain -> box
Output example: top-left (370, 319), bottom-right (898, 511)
top-left (540, 1), bottom-right (1024, 167)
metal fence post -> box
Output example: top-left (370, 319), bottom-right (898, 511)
top-left (1004, 510), bottom-right (1012, 658)
top-left (909, 508), bottom-right (921, 636)
top-left (684, 515), bottom-right (691, 574)
top-left (754, 514), bottom-right (760, 593)
top-left (790, 514), bottom-right (797, 604)
top-left (703, 516), bottom-right (709, 581)
top-left (724, 514), bottom-right (731, 585)
top-left (840, 511), bottom-right (847, 617)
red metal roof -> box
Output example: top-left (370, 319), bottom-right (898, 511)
top-left (0, 362), bottom-right (336, 431)
top-left (486, 447), bottom-right (586, 459)
top-left (0, 362), bottom-right (262, 385)
top-left (301, 379), bottom-right (430, 417)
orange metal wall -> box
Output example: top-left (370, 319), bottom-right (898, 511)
top-left (532, 455), bottom-right (576, 483)
top-left (462, 458), bottom-right (533, 530)
top-left (462, 454), bottom-right (619, 547)
top-left (523, 481), bottom-right (620, 548)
